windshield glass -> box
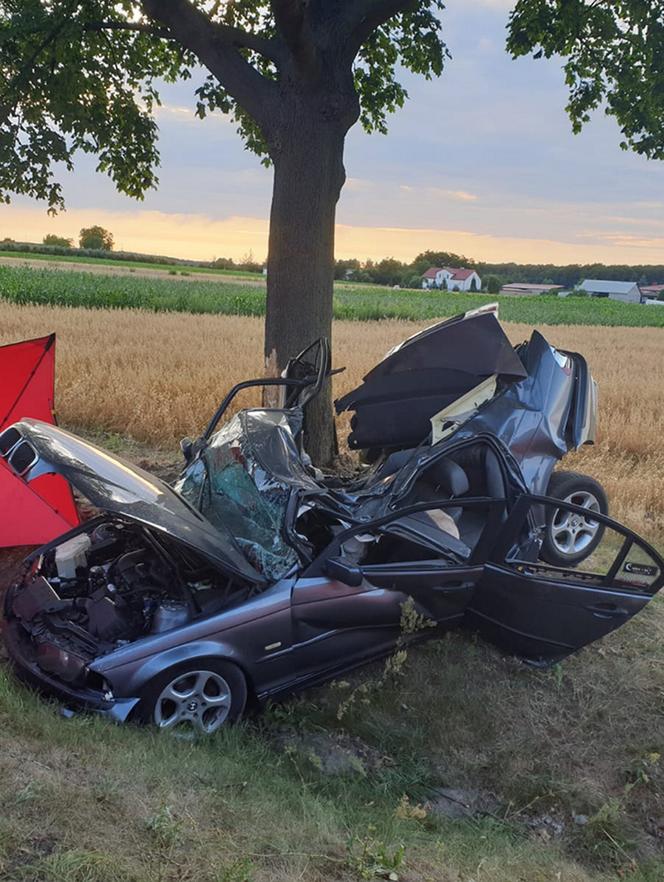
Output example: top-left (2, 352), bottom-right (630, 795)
top-left (175, 410), bottom-right (304, 580)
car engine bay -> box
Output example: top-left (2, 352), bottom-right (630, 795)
top-left (8, 519), bottom-right (251, 684)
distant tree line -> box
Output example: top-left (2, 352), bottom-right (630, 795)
top-left (0, 235), bottom-right (262, 272)
top-left (1, 237), bottom-right (662, 292)
top-left (335, 250), bottom-right (664, 291)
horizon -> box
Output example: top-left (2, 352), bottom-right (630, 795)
top-left (6, 235), bottom-right (664, 272)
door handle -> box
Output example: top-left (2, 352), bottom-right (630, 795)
top-left (586, 602), bottom-right (628, 619)
top-left (432, 580), bottom-right (476, 593)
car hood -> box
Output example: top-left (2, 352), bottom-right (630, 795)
top-left (0, 419), bottom-right (266, 585)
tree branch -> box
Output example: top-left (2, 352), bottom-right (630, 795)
top-left (344, 0), bottom-right (415, 50)
top-left (84, 21), bottom-right (171, 38)
top-left (272, 0), bottom-right (318, 76)
top-left (87, 16), bottom-right (281, 62)
top-left (141, 0), bottom-right (280, 124)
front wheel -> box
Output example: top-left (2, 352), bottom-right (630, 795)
top-left (134, 659), bottom-right (247, 735)
top-left (541, 471), bottom-right (608, 567)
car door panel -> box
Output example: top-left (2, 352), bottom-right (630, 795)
top-left (292, 577), bottom-right (407, 631)
top-left (468, 494), bottom-right (663, 663)
top-left (351, 562), bottom-right (483, 623)
top-left (290, 499), bottom-right (497, 670)
top-left (467, 567), bottom-right (649, 660)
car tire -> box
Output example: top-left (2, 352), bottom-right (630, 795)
top-left (541, 471), bottom-right (608, 567)
top-left (133, 658), bottom-right (247, 735)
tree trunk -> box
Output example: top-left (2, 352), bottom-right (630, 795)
top-left (264, 115), bottom-right (346, 466)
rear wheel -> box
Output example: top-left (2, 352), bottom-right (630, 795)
top-left (134, 659), bottom-right (247, 735)
top-left (541, 471), bottom-right (608, 567)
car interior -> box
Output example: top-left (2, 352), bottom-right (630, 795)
top-left (369, 440), bottom-right (509, 552)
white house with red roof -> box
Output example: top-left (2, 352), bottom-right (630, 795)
top-left (421, 266), bottom-right (482, 292)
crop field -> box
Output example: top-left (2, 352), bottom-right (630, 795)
top-left (0, 301), bottom-right (663, 882)
top-left (0, 250), bottom-right (260, 279)
top-left (2, 264), bottom-right (664, 327)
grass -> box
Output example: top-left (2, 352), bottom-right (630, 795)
top-left (0, 250), bottom-right (260, 279)
top-left (1, 264), bottom-right (664, 326)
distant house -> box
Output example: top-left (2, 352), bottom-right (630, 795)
top-left (500, 283), bottom-right (564, 296)
top-left (640, 284), bottom-right (664, 299)
top-left (421, 266), bottom-right (482, 292)
top-left (421, 267), bottom-right (447, 289)
top-left (576, 279), bottom-right (642, 304)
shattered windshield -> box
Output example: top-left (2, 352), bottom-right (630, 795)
top-left (175, 410), bottom-right (304, 580)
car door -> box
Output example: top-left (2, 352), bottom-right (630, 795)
top-left (287, 498), bottom-right (501, 680)
top-left (467, 494), bottom-right (664, 663)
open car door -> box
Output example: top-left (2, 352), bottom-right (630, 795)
top-left (288, 498), bottom-right (503, 682)
top-left (467, 494), bottom-right (664, 664)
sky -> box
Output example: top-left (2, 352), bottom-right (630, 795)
top-left (1, 0), bottom-right (663, 266)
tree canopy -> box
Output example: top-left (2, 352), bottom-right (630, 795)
top-left (42, 233), bottom-right (72, 247)
top-left (0, 1), bottom-right (447, 211)
top-left (79, 225), bottom-right (113, 250)
top-left (508, 0), bottom-right (664, 159)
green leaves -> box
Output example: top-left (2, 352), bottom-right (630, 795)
top-left (354, 2), bottom-right (448, 135)
top-left (0, 1), bottom-right (191, 210)
top-left (508, 0), bottom-right (664, 159)
top-left (0, 2), bottom-right (449, 203)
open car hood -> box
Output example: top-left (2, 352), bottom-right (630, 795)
top-left (0, 419), bottom-right (266, 585)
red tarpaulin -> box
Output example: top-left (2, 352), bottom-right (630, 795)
top-left (0, 334), bottom-right (79, 547)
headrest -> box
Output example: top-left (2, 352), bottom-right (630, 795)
top-left (427, 457), bottom-right (470, 497)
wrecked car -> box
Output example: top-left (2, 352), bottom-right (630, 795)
top-left (1, 308), bottom-right (662, 735)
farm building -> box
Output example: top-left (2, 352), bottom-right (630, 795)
top-left (576, 279), bottom-right (642, 303)
top-left (421, 266), bottom-right (482, 291)
top-left (640, 284), bottom-right (664, 299)
top-left (500, 283), bottom-right (564, 296)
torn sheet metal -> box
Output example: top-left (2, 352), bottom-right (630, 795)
top-left (445, 332), bottom-right (592, 495)
top-left (335, 308), bottom-right (528, 450)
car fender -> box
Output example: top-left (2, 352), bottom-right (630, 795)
top-left (91, 639), bottom-right (251, 699)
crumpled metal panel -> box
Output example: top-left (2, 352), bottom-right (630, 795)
top-left (450, 332), bottom-right (579, 495)
top-left (4, 419), bottom-right (266, 585)
top-left (335, 309), bottom-right (529, 450)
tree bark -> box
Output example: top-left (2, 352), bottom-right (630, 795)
top-left (264, 111), bottom-right (347, 466)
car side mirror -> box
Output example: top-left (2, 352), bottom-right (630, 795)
top-left (324, 557), bottom-right (363, 587)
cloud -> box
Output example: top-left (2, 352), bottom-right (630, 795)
top-left (444, 189), bottom-right (479, 202)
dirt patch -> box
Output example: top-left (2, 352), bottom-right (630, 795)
top-left (425, 786), bottom-right (502, 820)
top-left (269, 727), bottom-right (392, 776)
top-left (0, 548), bottom-right (28, 592)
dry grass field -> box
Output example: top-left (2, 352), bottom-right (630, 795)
top-left (0, 301), bottom-right (662, 543)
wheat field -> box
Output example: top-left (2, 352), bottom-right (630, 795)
top-left (1, 301), bottom-right (662, 542)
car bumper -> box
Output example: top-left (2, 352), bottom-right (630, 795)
top-left (2, 618), bottom-right (139, 722)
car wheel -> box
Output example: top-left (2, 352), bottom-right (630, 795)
top-left (134, 659), bottom-right (247, 735)
top-left (541, 471), bottom-right (608, 567)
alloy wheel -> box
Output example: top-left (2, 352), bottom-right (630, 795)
top-left (550, 490), bottom-right (601, 557)
top-left (153, 669), bottom-right (231, 734)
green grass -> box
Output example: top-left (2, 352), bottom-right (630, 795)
top-left (1, 264), bottom-right (663, 326)
top-left (0, 250), bottom-right (261, 279)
